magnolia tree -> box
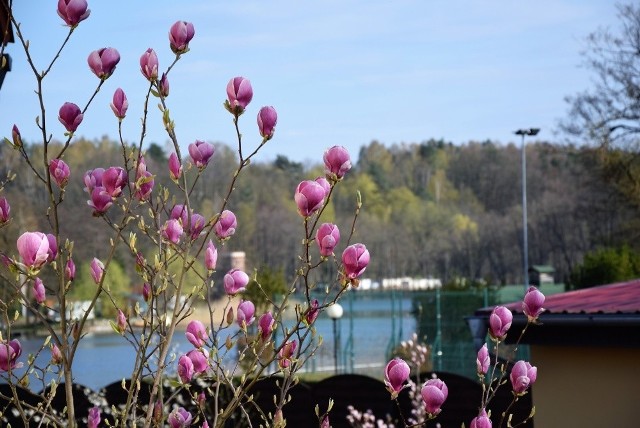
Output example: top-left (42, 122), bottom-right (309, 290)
top-left (0, 1), bottom-right (369, 427)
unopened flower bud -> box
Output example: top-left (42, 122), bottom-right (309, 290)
top-left (0, 197), bottom-right (10, 223)
top-left (110, 88), bottom-right (128, 120)
top-left (168, 152), bottom-right (182, 181)
top-left (257, 106), bottom-right (277, 139)
top-left (33, 277), bottom-right (46, 304)
top-left (489, 306), bottom-right (512, 341)
top-left (140, 48), bottom-right (159, 81)
top-left (58, 102), bottom-right (83, 133)
top-left (11, 124), bottom-right (22, 148)
top-left (205, 240), bottom-right (217, 271)
top-left (90, 257), bottom-right (104, 284)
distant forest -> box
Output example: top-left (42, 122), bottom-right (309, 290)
top-left (1, 137), bottom-right (637, 292)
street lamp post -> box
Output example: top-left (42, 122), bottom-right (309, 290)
top-left (514, 128), bottom-right (540, 295)
top-left (326, 303), bottom-right (344, 374)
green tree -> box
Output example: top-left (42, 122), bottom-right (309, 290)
top-left (569, 246), bottom-right (640, 289)
top-left (242, 265), bottom-right (287, 312)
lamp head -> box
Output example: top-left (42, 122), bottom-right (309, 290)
top-left (514, 128), bottom-right (540, 136)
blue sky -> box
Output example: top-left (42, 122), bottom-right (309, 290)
top-left (1, 1), bottom-right (621, 165)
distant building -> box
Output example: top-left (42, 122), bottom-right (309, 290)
top-left (528, 265), bottom-right (555, 286)
top-left (381, 277), bottom-right (442, 290)
top-left (472, 279), bottom-right (640, 427)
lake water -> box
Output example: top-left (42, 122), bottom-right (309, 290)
top-left (9, 294), bottom-right (416, 390)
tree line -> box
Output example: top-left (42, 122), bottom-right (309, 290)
top-left (2, 136), bottom-right (637, 300)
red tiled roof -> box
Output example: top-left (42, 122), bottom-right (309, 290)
top-left (504, 279), bottom-right (640, 314)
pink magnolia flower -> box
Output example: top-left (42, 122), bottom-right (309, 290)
top-left (258, 311), bottom-right (275, 341)
top-left (214, 210), bottom-right (237, 239)
top-left (142, 282), bottom-right (151, 302)
top-left (510, 360), bottom-right (537, 395)
top-left (170, 204), bottom-right (189, 226)
top-left (65, 258), bottom-right (76, 281)
top-left (177, 355), bottom-right (194, 383)
top-left (102, 166), bottom-right (127, 198)
top-left (226, 76), bottom-right (253, 114)
top-left (33, 277), bottom-right (46, 304)
top-left (50, 343), bottom-right (63, 365)
top-left (187, 349), bottom-right (208, 373)
top-left (278, 340), bottom-right (297, 369)
top-left (316, 223), bottom-right (340, 256)
top-left (110, 88), bottom-right (128, 119)
top-left (0, 339), bottom-right (22, 371)
top-left (341, 243), bottom-right (370, 279)
top-left (489, 306), bottom-right (513, 341)
top-left (11, 124), bottom-right (22, 148)
top-left (205, 240), bottom-right (217, 271)
top-left (87, 47), bottom-right (120, 79)
top-left (84, 168), bottom-right (104, 193)
top-left (116, 309), bottom-right (126, 335)
top-left (224, 269), bottom-right (249, 295)
top-left (294, 180), bottom-right (326, 217)
top-left (58, 102), bottom-right (83, 133)
top-left (17, 231), bottom-right (49, 269)
top-left (49, 159), bottom-right (70, 188)
top-left (225, 77), bottom-right (253, 116)
top-left (159, 72), bottom-right (170, 97)
top-left (90, 257), bottom-right (104, 284)
top-left (237, 300), bottom-right (255, 327)
top-left (305, 299), bottom-right (320, 325)
top-left (188, 140), bottom-right (215, 168)
top-left (168, 407), bottom-right (193, 428)
top-left (384, 358), bottom-right (410, 398)
top-left (324, 145), bottom-right (352, 181)
top-left (189, 213), bottom-right (205, 240)
top-left (0, 197), bottom-right (9, 223)
top-left (88, 187), bottom-right (112, 215)
top-left (470, 409), bottom-right (492, 428)
top-left (477, 343), bottom-right (490, 375)
top-left (162, 219), bottom-right (184, 244)
top-left (169, 21), bottom-right (195, 54)
top-left (133, 157), bottom-right (154, 201)
top-left (88, 406), bottom-right (101, 428)
top-left (57, 0), bottom-right (90, 27)
top-left (185, 320), bottom-right (207, 348)
top-left (421, 378), bottom-right (448, 415)
top-left (140, 48), bottom-right (159, 81)
top-left (46, 233), bottom-right (57, 262)
top-left (168, 152), bottom-right (182, 181)
top-left (134, 169), bottom-right (154, 200)
top-left (257, 106), bottom-right (277, 139)
top-left (523, 286), bottom-right (545, 321)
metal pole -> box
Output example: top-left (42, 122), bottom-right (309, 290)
top-left (521, 133), bottom-right (529, 294)
top-left (332, 318), bottom-right (338, 374)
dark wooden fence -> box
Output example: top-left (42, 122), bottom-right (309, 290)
top-left (0, 372), bottom-right (533, 427)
